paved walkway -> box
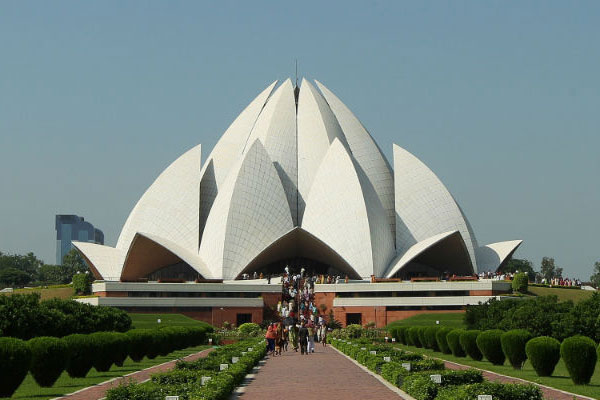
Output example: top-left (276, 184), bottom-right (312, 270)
top-left (55, 348), bottom-right (214, 400)
top-left (234, 345), bottom-right (405, 400)
top-left (444, 360), bottom-right (596, 400)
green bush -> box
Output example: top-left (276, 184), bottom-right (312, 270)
top-left (424, 326), bottom-right (440, 351)
top-left (238, 322), bottom-right (261, 336)
top-left (72, 272), bottom-right (93, 295)
top-left (408, 327), bottom-right (422, 347)
top-left (511, 273), bottom-right (529, 294)
top-left (436, 327), bottom-right (452, 354)
top-left (63, 333), bottom-right (95, 378)
top-left (525, 336), bottom-right (561, 377)
top-left (112, 332), bottom-right (131, 367)
top-left (417, 327), bottom-right (428, 349)
top-left (501, 329), bottom-right (532, 369)
top-left (436, 381), bottom-right (543, 400)
top-left (460, 330), bottom-right (482, 361)
top-left (476, 329), bottom-right (505, 365)
top-left (0, 337), bottom-right (31, 397)
top-left (560, 335), bottom-right (597, 384)
top-left (396, 326), bottom-right (409, 345)
top-left (402, 369), bottom-right (483, 400)
top-left (90, 332), bottom-right (117, 372)
top-left (346, 324), bottom-right (363, 338)
top-left (127, 329), bottom-right (153, 362)
top-left (446, 329), bottom-right (466, 357)
top-left (28, 336), bottom-right (69, 387)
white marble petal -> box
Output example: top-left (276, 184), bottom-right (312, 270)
top-left (476, 240), bottom-right (523, 273)
top-left (72, 242), bottom-right (124, 281)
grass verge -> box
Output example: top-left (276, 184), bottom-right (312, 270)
top-left (393, 342), bottom-right (600, 399)
top-left (528, 286), bottom-right (594, 303)
top-left (4, 345), bottom-right (209, 400)
top-left (129, 313), bottom-right (211, 329)
top-left (387, 312), bottom-right (466, 329)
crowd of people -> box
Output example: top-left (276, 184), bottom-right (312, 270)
top-left (264, 267), bottom-right (331, 356)
top-left (542, 277), bottom-right (582, 286)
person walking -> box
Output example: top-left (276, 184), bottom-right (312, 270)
top-left (298, 322), bottom-right (308, 355)
top-left (275, 322), bottom-right (284, 355)
top-left (290, 323), bottom-right (299, 352)
top-left (307, 324), bottom-right (315, 354)
top-left (320, 324), bottom-right (327, 346)
top-left (265, 324), bottom-right (276, 356)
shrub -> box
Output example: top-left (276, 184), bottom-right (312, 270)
top-left (155, 329), bottom-right (173, 356)
top-left (238, 322), bottom-right (261, 336)
top-left (112, 332), bottom-right (131, 367)
top-left (396, 326), bottom-right (409, 345)
top-left (525, 336), bottom-right (561, 377)
top-left (436, 381), bottom-right (543, 400)
top-left (72, 272), bottom-right (93, 295)
top-left (446, 329), bottom-right (466, 357)
top-left (408, 327), bottom-right (422, 347)
top-left (127, 329), bottom-right (154, 362)
top-left (476, 329), bottom-right (505, 365)
top-left (90, 332), bottom-right (117, 372)
top-left (346, 324), bottom-right (362, 338)
top-left (63, 333), bottom-right (95, 378)
top-left (560, 335), bottom-right (597, 384)
top-left (0, 337), bottom-right (31, 397)
top-left (424, 326), bottom-right (440, 351)
top-left (436, 327), bottom-right (452, 354)
top-left (460, 330), bottom-right (482, 361)
top-left (28, 336), bottom-right (69, 387)
top-left (417, 327), bottom-right (428, 349)
top-left (402, 369), bottom-right (483, 400)
top-left (501, 329), bottom-right (532, 369)
top-left (512, 273), bottom-right (529, 294)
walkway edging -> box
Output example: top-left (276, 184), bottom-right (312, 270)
top-left (330, 345), bottom-right (416, 400)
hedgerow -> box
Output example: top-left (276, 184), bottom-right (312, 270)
top-left (560, 335), bottom-right (597, 384)
top-left (0, 337), bottom-right (31, 397)
top-left (500, 329), bottom-right (532, 369)
top-left (459, 330), bottom-right (482, 361)
top-left (476, 329), bottom-right (505, 365)
top-left (525, 336), bottom-right (561, 377)
top-left (28, 336), bottom-right (69, 387)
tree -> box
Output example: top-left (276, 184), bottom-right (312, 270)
top-left (0, 268), bottom-right (31, 287)
top-left (501, 258), bottom-right (535, 275)
top-left (540, 257), bottom-right (559, 282)
top-left (590, 261), bottom-right (600, 288)
top-left (62, 249), bottom-right (89, 275)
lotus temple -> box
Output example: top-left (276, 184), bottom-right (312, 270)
top-left (74, 78), bottom-right (521, 327)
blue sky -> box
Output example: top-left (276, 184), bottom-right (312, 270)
top-left (0, 1), bottom-right (598, 279)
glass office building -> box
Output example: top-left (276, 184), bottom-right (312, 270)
top-left (55, 215), bottom-right (104, 265)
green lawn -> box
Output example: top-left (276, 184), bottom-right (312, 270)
top-left (3, 345), bottom-right (209, 400)
top-left (393, 342), bottom-right (600, 399)
top-left (528, 286), bottom-right (595, 303)
top-left (129, 313), bottom-right (212, 329)
top-left (387, 313), bottom-right (466, 329)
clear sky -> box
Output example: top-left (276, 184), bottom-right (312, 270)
top-left (0, 1), bottom-right (598, 279)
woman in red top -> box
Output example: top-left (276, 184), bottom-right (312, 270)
top-left (265, 324), bottom-right (276, 356)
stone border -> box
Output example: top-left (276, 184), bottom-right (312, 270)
top-left (330, 345), bottom-right (415, 400)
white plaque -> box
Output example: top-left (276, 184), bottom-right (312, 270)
top-left (232, 357), bottom-right (239, 364)
top-left (201, 376), bottom-right (212, 385)
top-left (248, 347), bottom-right (253, 351)
top-left (220, 363), bottom-right (229, 371)
top-left (353, 344), bottom-right (358, 347)
top-left (208, 338), bottom-right (213, 344)
top-left (384, 336), bottom-right (389, 342)
top-left (402, 362), bottom-right (411, 371)
top-left (165, 397), bottom-right (179, 400)
top-left (241, 351), bottom-right (247, 356)
top-left (392, 338), bottom-right (396, 342)
top-left (361, 347), bottom-right (367, 350)
top-left (477, 396), bottom-right (492, 400)
top-left (384, 356), bottom-right (391, 362)
top-left (370, 350), bottom-right (377, 355)
top-left (430, 374), bottom-right (442, 384)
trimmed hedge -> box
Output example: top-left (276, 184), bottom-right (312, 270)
top-left (436, 381), bottom-right (543, 400)
top-left (28, 336), bottom-right (69, 387)
top-left (435, 327), bottom-right (452, 354)
top-left (417, 327), bottom-right (428, 350)
top-left (560, 335), bottom-right (597, 384)
top-left (408, 327), bottom-right (423, 347)
top-left (446, 329), bottom-right (466, 357)
top-left (380, 359), bottom-right (445, 387)
top-left (90, 332), bottom-right (118, 372)
top-left (460, 330), bottom-right (482, 361)
top-left (476, 329), bottom-right (505, 365)
top-left (402, 369), bottom-right (483, 400)
top-left (127, 329), bottom-right (154, 362)
top-left (0, 337), bottom-right (31, 397)
top-left (423, 326), bottom-right (440, 351)
top-left (112, 332), bottom-right (131, 367)
top-left (501, 329), bottom-right (532, 369)
top-left (64, 333), bottom-right (95, 378)
top-left (525, 336), bottom-right (561, 377)
top-left (238, 322), bottom-right (261, 336)
top-left (511, 272), bottom-right (529, 294)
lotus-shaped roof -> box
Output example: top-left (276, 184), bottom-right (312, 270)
top-left (74, 78), bottom-right (521, 281)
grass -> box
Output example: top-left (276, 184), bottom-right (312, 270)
top-left (528, 286), bottom-right (594, 303)
top-left (9, 286), bottom-right (73, 300)
top-left (393, 342), bottom-right (600, 399)
top-left (3, 345), bottom-right (209, 400)
top-left (129, 313), bottom-right (211, 329)
top-left (387, 312), bottom-right (466, 329)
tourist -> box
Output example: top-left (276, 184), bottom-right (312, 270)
top-left (307, 323), bottom-right (315, 354)
top-left (298, 322), bottom-right (308, 355)
top-left (290, 323), bottom-right (299, 352)
top-left (275, 322), bottom-right (284, 355)
top-left (265, 324), bottom-right (276, 356)
top-left (320, 324), bottom-right (327, 347)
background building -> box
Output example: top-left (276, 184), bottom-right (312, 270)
top-left (55, 215), bottom-right (104, 265)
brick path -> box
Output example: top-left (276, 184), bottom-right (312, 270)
top-left (234, 345), bottom-right (405, 400)
top-left (55, 347), bottom-right (214, 400)
top-left (444, 360), bottom-right (596, 400)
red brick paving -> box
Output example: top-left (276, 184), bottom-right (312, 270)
top-left (443, 360), bottom-right (596, 400)
top-left (56, 347), bottom-right (214, 400)
top-left (235, 345), bottom-right (405, 400)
